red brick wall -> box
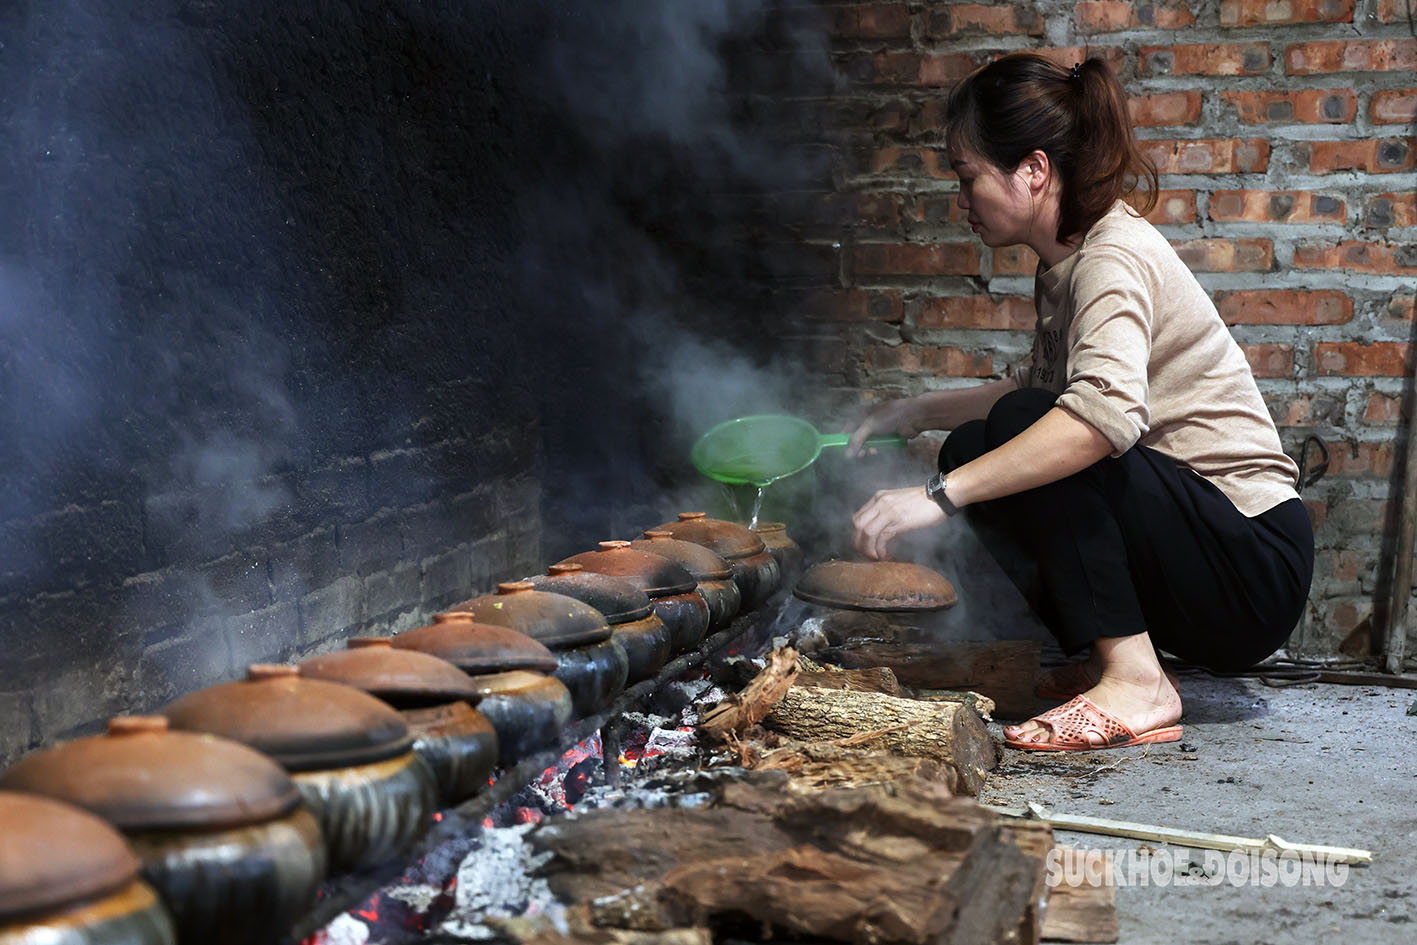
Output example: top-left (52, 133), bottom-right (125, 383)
top-left (772, 0), bottom-right (1417, 657)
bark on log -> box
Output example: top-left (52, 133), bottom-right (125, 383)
top-left (822, 639), bottom-right (1041, 719)
top-left (765, 684), bottom-right (996, 795)
top-left (754, 741), bottom-right (957, 793)
top-left (534, 774), bottom-right (1046, 945)
top-left (794, 665), bottom-right (903, 696)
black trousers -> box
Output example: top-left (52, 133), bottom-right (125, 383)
top-left (941, 388), bottom-right (1314, 672)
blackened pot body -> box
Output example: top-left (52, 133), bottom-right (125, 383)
top-left (553, 637), bottom-right (630, 718)
top-left (610, 612), bottom-right (672, 683)
top-left (0, 881), bottom-right (177, 945)
top-left (291, 752), bottom-right (438, 873)
top-left (125, 811), bottom-right (324, 945)
top-left (400, 702), bottom-right (499, 806)
top-left (471, 672), bottom-right (574, 766)
top-left (651, 592), bottom-right (711, 653)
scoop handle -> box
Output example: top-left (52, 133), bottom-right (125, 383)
top-left (818, 433), bottom-right (907, 449)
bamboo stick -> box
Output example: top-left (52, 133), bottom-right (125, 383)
top-left (984, 802), bottom-right (1373, 865)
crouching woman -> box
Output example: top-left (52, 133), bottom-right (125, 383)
top-left (848, 53), bottom-right (1313, 751)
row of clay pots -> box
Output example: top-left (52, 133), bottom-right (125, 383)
top-left (0, 514), bottom-right (800, 945)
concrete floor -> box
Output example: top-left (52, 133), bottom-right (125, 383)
top-left (979, 671), bottom-right (1417, 944)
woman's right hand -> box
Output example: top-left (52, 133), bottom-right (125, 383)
top-left (846, 396), bottom-right (925, 457)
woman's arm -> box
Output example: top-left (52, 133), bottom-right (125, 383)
top-left (847, 376), bottom-right (1020, 455)
top-left (851, 404), bottom-right (1112, 560)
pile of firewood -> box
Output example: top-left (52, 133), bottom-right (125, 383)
top-left (491, 647), bottom-right (1117, 945)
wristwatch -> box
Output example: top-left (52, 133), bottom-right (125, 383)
top-left (926, 472), bottom-right (960, 515)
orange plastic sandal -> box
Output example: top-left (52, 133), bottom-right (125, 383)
top-left (1004, 694), bottom-right (1183, 752)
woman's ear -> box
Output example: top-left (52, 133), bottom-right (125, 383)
top-left (1020, 150), bottom-right (1051, 195)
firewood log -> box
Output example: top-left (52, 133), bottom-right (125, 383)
top-left (765, 685), bottom-right (996, 796)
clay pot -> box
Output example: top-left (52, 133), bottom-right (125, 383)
top-left (298, 640), bottom-right (498, 805)
top-left (751, 522), bottom-right (804, 592)
top-left (554, 541), bottom-right (710, 653)
top-left (0, 791), bottom-right (176, 945)
top-left (527, 564), bottom-right (672, 684)
top-left (393, 618), bottom-right (560, 675)
top-left (468, 671), bottom-right (575, 765)
top-left (0, 716), bottom-right (323, 945)
top-left (632, 531), bottom-right (741, 631)
top-left (794, 560), bottom-right (958, 612)
top-left (649, 513), bottom-right (781, 609)
top-left (443, 583), bottom-right (630, 719)
top-left (164, 665), bottom-right (438, 874)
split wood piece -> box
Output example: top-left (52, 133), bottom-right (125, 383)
top-left (794, 662), bottom-right (903, 696)
top-left (912, 688), bottom-right (997, 719)
top-left (822, 639), bottom-right (1041, 719)
top-left (988, 801), bottom-right (1373, 865)
top-left (534, 772), bottom-right (1046, 945)
top-left (1039, 846), bottom-right (1120, 944)
top-left (766, 684), bottom-right (996, 795)
top-left (698, 647), bottom-right (798, 739)
top-left (1000, 820), bottom-right (1055, 945)
top-left (754, 741), bottom-right (959, 794)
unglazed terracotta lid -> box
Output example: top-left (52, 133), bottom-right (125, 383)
top-left (794, 560), bottom-right (958, 612)
top-left (526, 564), bottom-right (654, 625)
top-left (393, 619), bottom-right (560, 674)
top-left (648, 512), bottom-right (766, 559)
top-left (632, 531), bottom-right (733, 581)
top-left (554, 541), bottom-right (696, 598)
top-left (298, 639), bottom-right (485, 705)
top-left (442, 582), bottom-right (612, 649)
top-left (0, 716), bottom-right (301, 830)
top-left (164, 665), bottom-right (414, 772)
top-left (0, 790), bottom-right (140, 919)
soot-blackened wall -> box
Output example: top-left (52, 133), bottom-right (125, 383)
top-left (0, 0), bottom-right (827, 763)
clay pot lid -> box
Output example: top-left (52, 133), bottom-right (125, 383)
top-left (393, 619), bottom-right (559, 674)
top-left (649, 512), bottom-right (766, 559)
top-left (631, 532), bottom-right (733, 581)
top-left (442, 582), bottom-right (612, 649)
top-left (794, 560), bottom-right (958, 612)
top-left (298, 639), bottom-right (484, 705)
top-left (164, 665), bottom-right (415, 772)
top-left (525, 564), bottom-right (654, 625)
top-left (554, 541), bottom-right (697, 598)
top-left (0, 716), bottom-right (302, 830)
top-left (0, 791), bottom-right (141, 920)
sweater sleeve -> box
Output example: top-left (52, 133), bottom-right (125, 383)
top-left (1054, 249), bottom-right (1154, 456)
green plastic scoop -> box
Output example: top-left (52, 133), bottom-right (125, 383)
top-left (691, 414), bottom-right (907, 487)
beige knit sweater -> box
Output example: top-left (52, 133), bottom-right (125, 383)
top-left (1015, 200), bottom-right (1301, 517)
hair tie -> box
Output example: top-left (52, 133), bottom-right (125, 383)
top-left (1070, 62), bottom-right (1083, 81)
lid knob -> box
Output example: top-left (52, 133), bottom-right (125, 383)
top-left (247, 664), bottom-right (299, 682)
top-left (497, 581), bottom-right (536, 594)
top-left (598, 540), bottom-right (631, 550)
top-left (348, 637), bottom-right (393, 649)
top-left (678, 512), bottom-right (707, 521)
top-left (642, 530), bottom-right (673, 540)
top-left (107, 715), bottom-right (169, 736)
top-left (547, 563), bottom-right (583, 575)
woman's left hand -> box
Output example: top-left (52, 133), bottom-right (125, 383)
top-left (851, 486), bottom-right (948, 561)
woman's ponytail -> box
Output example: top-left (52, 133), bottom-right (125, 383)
top-left (1063, 58), bottom-right (1157, 240)
top-left (944, 53), bottom-right (1157, 243)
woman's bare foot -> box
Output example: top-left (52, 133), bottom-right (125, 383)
top-left (1010, 634), bottom-right (1183, 747)
top-left (1037, 652), bottom-right (1180, 699)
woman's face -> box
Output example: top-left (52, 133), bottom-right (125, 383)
top-left (950, 147), bottom-right (1037, 247)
